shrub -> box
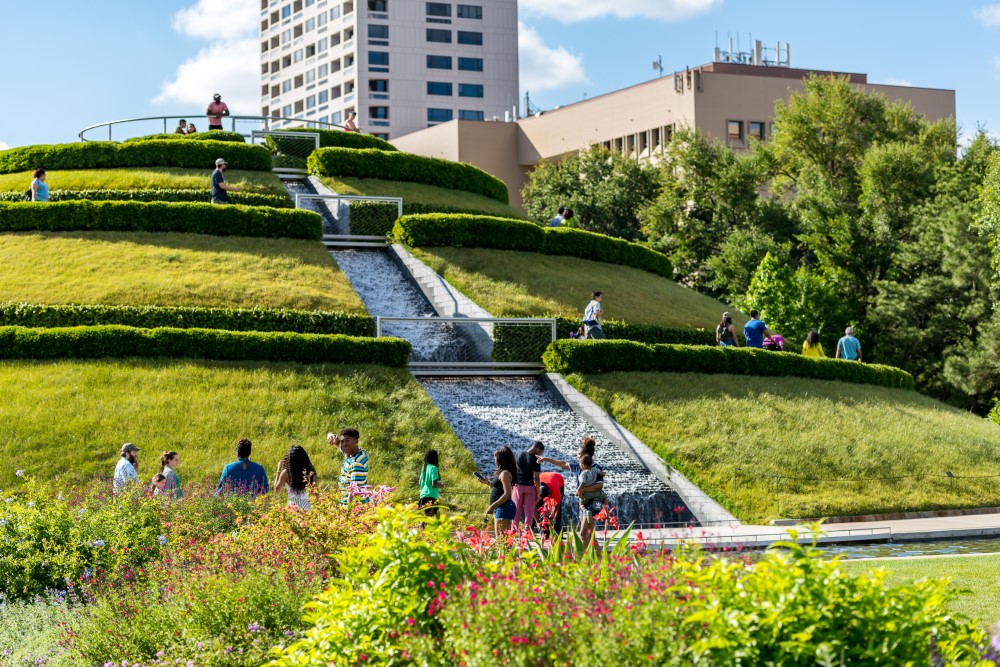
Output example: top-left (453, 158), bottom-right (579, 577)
top-left (0, 200), bottom-right (321, 239)
top-left (0, 303), bottom-right (374, 336)
top-left (554, 316), bottom-right (715, 346)
top-left (309, 148), bottom-right (508, 203)
top-left (0, 188), bottom-right (292, 207)
top-left (0, 140), bottom-right (272, 173)
top-left (543, 339), bottom-right (915, 389)
top-left (543, 226), bottom-right (672, 279)
top-left (122, 131), bottom-right (247, 143)
top-left (348, 200), bottom-right (399, 236)
top-left (0, 325), bottom-right (411, 367)
top-left (276, 126), bottom-right (397, 151)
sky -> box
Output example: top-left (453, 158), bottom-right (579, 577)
top-left (1, 0), bottom-right (999, 149)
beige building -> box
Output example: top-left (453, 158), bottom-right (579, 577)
top-left (393, 60), bottom-right (956, 209)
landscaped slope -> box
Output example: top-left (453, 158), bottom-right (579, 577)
top-left (321, 176), bottom-right (527, 219)
top-left (569, 371), bottom-right (1000, 523)
top-left (0, 168), bottom-right (287, 196)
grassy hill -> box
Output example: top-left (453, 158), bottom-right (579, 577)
top-left (568, 371), bottom-right (1000, 523)
top-left (0, 167), bottom-right (288, 197)
top-left (410, 246), bottom-right (747, 329)
top-left (320, 176), bottom-right (527, 219)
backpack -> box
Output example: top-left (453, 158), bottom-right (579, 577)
top-left (22, 189), bottom-right (32, 202)
top-left (717, 324), bottom-right (732, 343)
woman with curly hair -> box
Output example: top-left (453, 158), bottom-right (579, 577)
top-left (476, 446), bottom-right (517, 537)
top-left (274, 445), bottom-right (318, 510)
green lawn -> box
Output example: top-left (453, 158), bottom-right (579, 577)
top-left (0, 232), bottom-right (365, 312)
top-left (0, 167), bottom-right (288, 197)
top-left (841, 555), bottom-right (1000, 628)
top-left (0, 360), bottom-right (483, 514)
top-left (321, 176), bottom-right (528, 219)
top-left (569, 372), bottom-right (1000, 523)
top-left (410, 247), bottom-right (746, 329)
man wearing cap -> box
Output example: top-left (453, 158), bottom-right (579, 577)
top-left (836, 326), bottom-right (863, 362)
top-left (206, 93), bottom-right (230, 130)
top-left (113, 443), bottom-right (140, 494)
top-left (211, 158), bottom-right (241, 204)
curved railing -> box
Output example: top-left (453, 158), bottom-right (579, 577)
top-left (78, 115), bottom-right (346, 142)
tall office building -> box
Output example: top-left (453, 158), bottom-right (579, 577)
top-left (259, 0), bottom-right (519, 140)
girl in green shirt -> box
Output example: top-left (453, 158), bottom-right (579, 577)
top-left (418, 449), bottom-right (443, 517)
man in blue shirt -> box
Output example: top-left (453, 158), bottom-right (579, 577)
top-left (216, 437), bottom-right (269, 496)
top-left (743, 310), bottom-right (775, 348)
top-left (836, 327), bottom-right (863, 362)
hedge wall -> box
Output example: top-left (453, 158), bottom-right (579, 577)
top-left (393, 214), bottom-right (673, 279)
top-left (554, 316), bottom-right (715, 346)
top-left (348, 202), bottom-right (528, 237)
top-left (0, 303), bottom-right (374, 337)
top-left (122, 132), bottom-right (247, 144)
top-left (543, 339), bottom-right (915, 390)
top-left (279, 127), bottom-right (397, 151)
top-left (0, 200), bottom-right (322, 240)
top-left (309, 149), bottom-right (508, 204)
top-left (0, 141), bottom-right (272, 174)
top-left (0, 325), bottom-right (410, 367)
top-left (0, 189), bottom-right (292, 208)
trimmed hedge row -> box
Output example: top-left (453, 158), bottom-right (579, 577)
top-left (0, 303), bottom-right (374, 337)
top-left (122, 132), bottom-right (247, 143)
top-left (0, 325), bottom-right (410, 367)
top-left (0, 141), bottom-right (272, 174)
top-left (554, 317), bottom-right (715, 346)
top-left (543, 339), bottom-right (915, 390)
top-left (277, 127), bottom-right (397, 151)
top-left (393, 214), bottom-right (674, 279)
top-left (309, 149), bottom-right (508, 204)
top-left (0, 200), bottom-right (322, 240)
top-left (0, 189), bottom-right (292, 208)
top-left (348, 202), bottom-right (528, 237)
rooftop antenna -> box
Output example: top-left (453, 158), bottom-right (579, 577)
top-left (652, 54), bottom-right (664, 78)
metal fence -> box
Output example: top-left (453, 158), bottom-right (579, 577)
top-left (78, 115), bottom-right (343, 142)
top-left (252, 130), bottom-right (320, 174)
top-left (295, 194), bottom-right (403, 237)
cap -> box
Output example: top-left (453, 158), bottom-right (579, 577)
top-left (121, 442), bottom-right (140, 455)
top-left (213, 93), bottom-right (222, 100)
top-left (215, 158), bottom-right (227, 166)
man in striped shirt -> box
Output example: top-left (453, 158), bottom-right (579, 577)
top-left (329, 427), bottom-right (369, 504)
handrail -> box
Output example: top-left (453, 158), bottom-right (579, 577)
top-left (78, 114), bottom-right (347, 142)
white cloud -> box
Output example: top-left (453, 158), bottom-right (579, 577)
top-left (0, 141), bottom-right (9, 151)
top-left (172, 0), bottom-right (259, 40)
top-left (881, 77), bottom-right (913, 87)
top-left (519, 23), bottom-right (587, 93)
top-left (976, 4), bottom-right (1000, 26)
top-left (154, 39), bottom-right (260, 113)
top-left (520, 0), bottom-right (721, 22)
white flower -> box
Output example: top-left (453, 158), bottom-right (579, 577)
top-left (14, 470), bottom-right (23, 477)
top-left (91, 540), bottom-right (106, 548)
top-left (158, 535), bottom-right (167, 546)
top-left (26, 501), bottom-right (34, 508)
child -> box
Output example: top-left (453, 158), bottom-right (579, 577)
top-left (569, 325), bottom-right (586, 340)
top-left (150, 473), bottom-right (167, 496)
top-left (576, 455), bottom-right (606, 520)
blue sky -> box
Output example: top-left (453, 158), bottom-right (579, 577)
top-left (1, 0), bottom-right (998, 149)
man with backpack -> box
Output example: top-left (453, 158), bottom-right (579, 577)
top-left (582, 291), bottom-right (605, 339)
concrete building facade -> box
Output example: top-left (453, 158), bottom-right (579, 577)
top-left (259, 0), bottom-right (519, 140)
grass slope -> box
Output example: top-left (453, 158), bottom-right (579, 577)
top-left (0, 168), bottom-right (288, 197)
top-left (569, 372), bottom-right (1000, 523)
top-left (0, 232), bottom-right (365, 312)
top-left (321, 176), bottom-right (527, 219)
top-left (0, 360), bottom-right (484, 514)
top-left (411, 247), bottom-right (746, 329)
top-left (841, 555), bottom-right (1000, 628)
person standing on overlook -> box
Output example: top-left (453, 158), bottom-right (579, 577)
top-left (206, 93), bottom-right (229, 131)
top-left (836, 327), bottom-right (863, 362)
top-left (343, 111), bottom-right (360, 132)
top-left (211, 158), bottom-right (241, 204)
top-left (173, 119), bottom-right (188, 134)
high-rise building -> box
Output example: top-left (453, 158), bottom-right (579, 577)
top-left (259, 0), bottom-right (519, 140)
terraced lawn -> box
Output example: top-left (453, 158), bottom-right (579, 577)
top-left (0, 167), bottom-right (288, 197)
top-left (321, 176), bottom-right (527, 219)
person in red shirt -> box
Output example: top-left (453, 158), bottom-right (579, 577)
top-left (206, 93), bottom-right (230, 130)
top-left (536, 471), bottom-right (565, 536)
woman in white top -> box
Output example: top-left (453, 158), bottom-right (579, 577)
top-left (274, 445), bottom-right (318, 510)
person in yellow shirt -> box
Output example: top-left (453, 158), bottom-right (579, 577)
top-left (802, 329), bottom-right (825, 358)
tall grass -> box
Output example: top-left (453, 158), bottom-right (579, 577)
top-left (0, 231), bottom-right (365, 312)
top-left (0, 167), bottom-right (288, 196)
top-left (322, 176), bottom-right (528, 219)
top-left (570, 371), bottom-right (1000, 523)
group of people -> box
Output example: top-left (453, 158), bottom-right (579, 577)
top-left (111, 428), bottom-right (369, 510)
top-left (549, 206), bottom-right (575, 227)
top-left (175, 92), bottom-right (233, 134)
top-left (717, 310), bottom-right (863, 361)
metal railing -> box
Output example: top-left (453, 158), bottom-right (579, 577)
top-left (295, 194), bottom-right (403, 240)
top-left (78, 114), bottom-right (345, 142)
top-left (252, 129), bottom-right (320, 175)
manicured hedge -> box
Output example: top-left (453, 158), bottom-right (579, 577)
top-left (0, 325), bottom-right (410, 367)
top-left (0, 303), bottom-right (374, 337)
top-left (278, 127), bottom-right (397, 151)
top-left (0, 189), bottom-right (292, 208)
top-left (393, 214), bottom-right (674, 279)
top-left (122, 132), bottom-right (247, 143)
top-left (543, 339), bottom-right (915, 390)
top-left (554, 316), bottom-right (715, 346)
top-left (309, 149), bottom-right (508, 203)
top-left (349, 202), bottom-right (528, 237)
top-left (0, 200), bottom-right (322, 240)
top-left (0, 141), bottom-right (272, 174)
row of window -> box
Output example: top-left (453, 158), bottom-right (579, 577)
top-left (426, 55), bottom-right (482, 71)
top-left (428, 108), bottom-right (484, 123)
top-left (427, 82), bottom-right (483, 97)
top-left (726, 119), bottom-right (769, 143)
top-left (426, 29), bottom-right (482, 44)
top-left (263, 1), bottom-right (342, 30)
top-left (427, 3), bottom-right (483, 19)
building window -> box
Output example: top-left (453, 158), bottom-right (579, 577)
top-left (319, 90), bottom-right (329, 103)
top-left (370, 106), bottom-right (390, 119)
top-left (458, 109), bottom-right (484, 120)
top-left (318, 63), bottom-right (329, 78)
top-left (456, 4), bottom-right (482, 19)
top-left (426, 2), bottom-right (451, 16)
top-left (330, 6), bottom-right (341, 19)
top-left (318, 37), bottom-right (328, 52)
top-left (306, 94), bottom-right (317, 108)
top-left (317, 12), bottom-right (327, 26)
top-left (457, 57), bottom-right (482, 71)
top-left (427, 81), bottom-right (453, 96)
top-left (282, 104), bottom-right (292, 117)
top-left (427, 55), bottom-right (453, 69)
top-left (293, 48), bottom-right (304, 63)
top-left (457, 31), bottom-right (482, 45)
top-left (332, 111), bottom-right (342, 124)
top-left (426, 28), bottom-right (451, 43)
top-left (282, 79), bottom-right (293, 93)
top-left (306, 17), bottom-right (316, 31)
top-left (727, 120), bottom-right (744, 143)
top-left (458, 83), bottom-right (483, 97)
top-left (369, 0), bottom-right (387, 10)
top-left (281, 4), bottom-right (291, 18)
top-left (369, 79), bottom-right (389, 92)
top-left (368, 24), bottom-right (388, 39)
top-left (306, 68), bottom-right (316, 83)
top-left (749, 121), bottom-right (765, 141)
top-left (373, 133), bottom-right (390, 140)
top-left (428, 108), bottom-right (453, 123)
top-left (369, 51), bottom-right (389, 66)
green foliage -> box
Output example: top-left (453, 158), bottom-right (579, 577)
top-left (522, 144), bottom-right (659, 240)
top-left (544, 339), bottom-right (914, 389)
top-left (122, 131), bottom-right (248, 143)
top-left (0, 325), bottom-right (411, 367)
top-left (0, 200), bottom-right (321, 239)
top-left (554, 316), bottom-right (715, 346)
top-left (322, 176), bottom-right (527, 219)
top-left (0, 302), bottom-right (374, 336)
top-left (309, 148), bottom-right (508, 203)
top-left (0, 140), bottom-right (273, 173)
top-left (278, 126), bottom-right (398, 151)
top-left (0, 188), bottom-right (292, 207)
top-left (348, 200), bottom-right (399, 236)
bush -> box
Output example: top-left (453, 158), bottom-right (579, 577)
top-left (393, 214), bottom-right (673, 279)
top-left (122, 131), bottom-right (247, 143)
top-left (309, 149), bottom-right (508, 203)
top-left (554, 316), bottom-right (715, 346)
top-left (348, 200), bottom-right (398, 236)
top-left (0, 325), bottom-right (411, 367)
top-left (0, 200), bottom-right (321, 239)
top-left (0, 303), bottom-right (374, 336)
top-left (543, 339), bottom-right (915, 389)
top-left (0, 188), bottom-right (292, 207)
top-left (276, 126), bottom-right (398, 151)
top-left (0, 140), bottom-right (272, 174)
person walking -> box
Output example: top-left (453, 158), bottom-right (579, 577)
top-left (802, 329), bottom-right (825, 358)
top-left (477, 446), bottom-right (516, 537)
top-left (160, 451), bottom-right (183, 500)
top-left (210, 158), bottom-right (241, 204)
top-left (512, 441), bottom-right (544, 531)
top-left (328, 428), bottom-right (369, 504)
top-left (583, 291), bottom-right (605, 340)
top-left (743, 310), bottom-right (775, 349)
top-left (836, 327), bottom-right (863, 362)
top-left (716, 312), bottom-right (739, 347)
top-left (216, 438), bottom-right (269, 496)
top-left (206, 93), bottom-right (230, 131)
top-left (113, 443), bottom-right (140, 494)
top-left (30, 168), bottom-right (49, 202)
top-left (418, 449), bottom-right (443, 517)
top-left (274, 445), bottom-right (318, 510)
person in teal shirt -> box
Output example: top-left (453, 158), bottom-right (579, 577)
top-left (30, 168), bottom-right (49, 202)
top-left (418, 449), bottom-right (443, 517)
top-left (836, 326), bottom-right (863, 362)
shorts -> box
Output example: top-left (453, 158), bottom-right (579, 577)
top-left (585, 325), bottom-right (605, 340)
top-left (493, 499), bottom-right (516, 521)
top-left (208, 125), bottom-right (223, 130)
top-left (418, 496), bottom-right (438, 517)
top-left (580, 497), bottom-right (603, 522)
top-left (719, 340), bottom-right (734, 347)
